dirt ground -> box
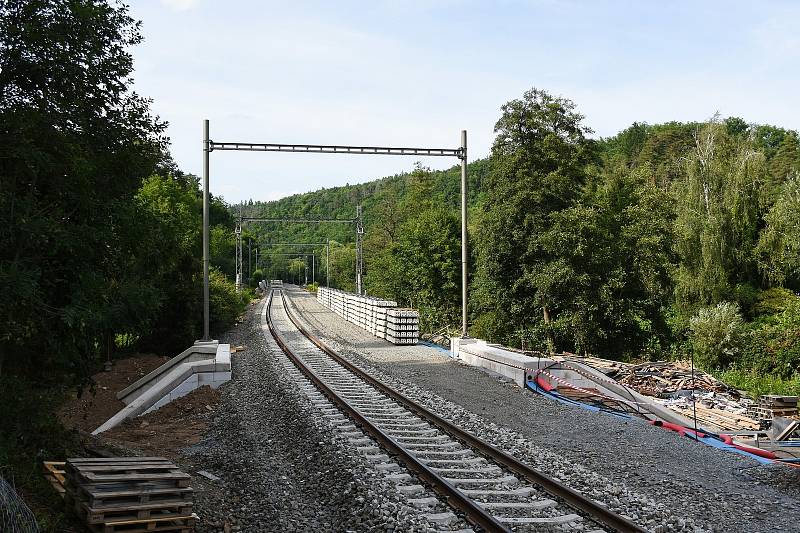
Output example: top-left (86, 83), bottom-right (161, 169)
top-left (101, 385), bottom-right (221, 458)
top-left (58, 353), bottom-right (222, 457)
top-left (59, 354), bottom-right (169, 434)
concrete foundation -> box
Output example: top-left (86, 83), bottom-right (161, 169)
top-left (92, 341), bottom-right (231, 435)
top-left (450, 337), bottom-right (697, 427)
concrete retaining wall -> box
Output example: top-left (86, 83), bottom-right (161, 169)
top-left (450, 337), bottom-right (696, 427)
top-left (92, 341), bottom-right (231, 435)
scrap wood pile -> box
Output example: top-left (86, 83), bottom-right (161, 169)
top-left (615, 361), bottom-right (736, 397)
top-left (63, 457), bottom-right (195, 533)
top-left (567, 355), bottom-right (763, 431)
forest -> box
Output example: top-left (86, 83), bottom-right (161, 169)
top-left (243, 92), bottom-right (800, 398)
top-left (0, 1), bottom-right (250, 506)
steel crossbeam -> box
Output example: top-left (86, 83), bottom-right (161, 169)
top-left (242, 217), bottom-right (353, 224)
top-left (210, 141), bottom-right (464, 159)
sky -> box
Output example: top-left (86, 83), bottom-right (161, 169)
top-left (128, 0), bottom-right (800, 204)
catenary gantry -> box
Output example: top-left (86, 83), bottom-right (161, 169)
top-left (201, 120), bottom-right (469, 341)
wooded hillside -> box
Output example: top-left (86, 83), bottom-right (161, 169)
top-left (241, 92), bottom-right (800, 396)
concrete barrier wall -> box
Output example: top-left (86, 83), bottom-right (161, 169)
top-left (450, 337), bottom-right (697, 427)
top-left (317, 287), bottom-right (419, 345)
top-left (93, 342), bottom-right (231, 435)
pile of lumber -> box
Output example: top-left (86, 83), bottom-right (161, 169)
top-left (64, 457), bottom-right (195, 533)
top-left (317, 287), bottom-right (419, 345)
top-left (562, 355), bottom-right (630, 377)
top-left (616, 361), bottom-right (734, 397)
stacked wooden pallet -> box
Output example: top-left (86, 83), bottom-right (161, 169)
top-left (317, 287), bottom-right (419, 345)
top-left (64, 457), bottom-right (195, 533)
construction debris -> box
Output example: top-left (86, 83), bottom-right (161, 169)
top-left (615, 361), bottom-right (735, 397)
top-left (748, 395), bottom-right (799, 424)
top-left (64, 457), bottom-right (196, 533)
top-left (768, 416), bottom-right (800, 441)
top-left (196, 470), bottom-right (221, 482)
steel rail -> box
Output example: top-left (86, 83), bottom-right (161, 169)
top-left (265, 290), bottom-right (509, 532)
top-left (280, 291), bottom-right (646, 533)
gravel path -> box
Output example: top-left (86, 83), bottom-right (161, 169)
top-left (183, 299), bottom-right (444, 532)
top-left (285, 287), bottom-right (800, 533)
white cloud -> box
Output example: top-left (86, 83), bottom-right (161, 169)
top-left (160, 0), bottom-right (198, 12)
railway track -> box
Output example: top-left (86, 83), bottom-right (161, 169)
top-left (264, 289), bottom-right (645, 533)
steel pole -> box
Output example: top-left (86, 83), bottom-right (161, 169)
top-left (326, 239), bottom-right (330, 288)
top-left (460, 130), bottom-right (468, 337)
top-left (202, 119), bottom-right (210, 340)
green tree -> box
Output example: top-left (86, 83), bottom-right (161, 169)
top-left (756, 174), bottom-right (800, 290)
top-left (473, 88), bottom-right (597, 347)
top-left (767, 133), bottom-right (800, 199)
top-left (0, 0), bottom-right (168, 379)
top-left (365, 167), bottom-right (462, 332)
top-left (325, 243), bottom-right (356, 292)
top-left (133, 174), bottom-right (201, 354)
top-left (535, 164), bottom-right (676, 357)
top-left (672, 117), bottom-right (766, 310)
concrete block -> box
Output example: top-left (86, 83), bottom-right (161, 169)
top-left (213, 371), bottom-right (231, 383)
top-left (450, 338), bottom-right (530, 387)
top-left (197, 372), bottom-right (215, 387)
top-left (143, 395), bottom-right (169, 415)
top-left (118, 340), bottom-right (218, 404)
top-left (170, 374), bottom-right (198, 397)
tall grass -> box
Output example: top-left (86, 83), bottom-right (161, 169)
top-left (713, 368), bottom-right (800, 398)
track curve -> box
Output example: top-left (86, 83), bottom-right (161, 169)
top-left (266, 289), bottom-right (645, 533)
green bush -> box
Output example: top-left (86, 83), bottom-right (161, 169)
top-left (715, 367), bottom-right (800, 398)
top-left (250, 268), bottom-right (265, 287)
top-left (306, 282), bottom-right (319, 293)
top-left (0, 376), bottom-right (82, 532)
top-left (471, 311), bottom-right (507, 344)
top-left (689, 302), bottom-right (745, 369)
top-left (209, 268), bottom-right (249, 334)
top-left (738, 297), bottom-right (800, 378)
top-left (752, 288), bottom-right (798, 318)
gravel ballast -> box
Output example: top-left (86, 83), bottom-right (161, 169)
top-left (286, 287), bottom-right (800, 533)
top-left (185, 299), bottom-right (443, 532)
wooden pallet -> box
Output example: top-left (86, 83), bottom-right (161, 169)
top-left (43, 461), bottom-right (66, 497)
top-left (64, 457), bottom-right (194, 533)
top-left (86, 514), bottom-right (196, 533)
top-left (748, 406), bottom-right (798, 420)
top-left (66, 458), bottom-right (191, 489)
top-left (67, 494), bottom-right (192, 525)
top-left (69, 480), bottom-right (193, 509)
